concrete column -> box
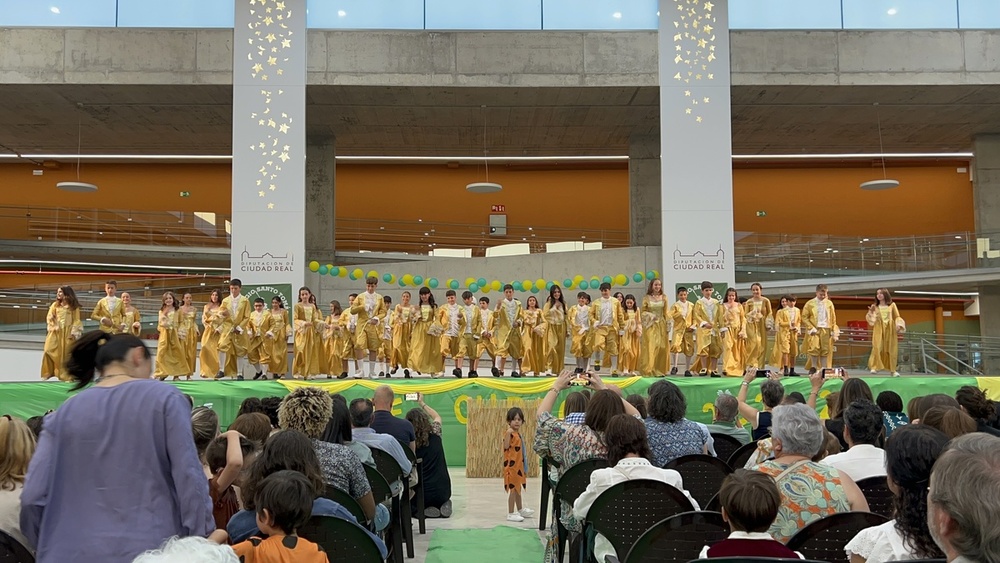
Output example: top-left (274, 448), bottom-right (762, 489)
top-left (305, 137), bottom-right (336, 261)
top-left (629, 134), bottom-right (661, 247)
top-left (973, 135), bottom-right (1000, 372)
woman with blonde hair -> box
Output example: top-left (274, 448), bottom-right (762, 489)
top-left (154, 292), bottom-right (188, 381)
top-left (0, 415), bottom-right (36, 550)
top-left (199, 289), bottom-right (224, 378)
top-left (867, 288), bottom-right (905, 376)
top-left (639, 278), bottom-right (670, 376)
top-left (40, 286), bottom-right (83, 381)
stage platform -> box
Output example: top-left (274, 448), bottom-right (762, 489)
top-left (2, 375), bottom-right (994, 466)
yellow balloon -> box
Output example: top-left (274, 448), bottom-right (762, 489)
top-left (352, 268), bottom-right (364, 279)
top-left (482, 284), bottom-right (490, 293)
top-left (465, 277), bottom-right (477, 288)
top-left (535, 278), bottom-right (546, 290)
top-left (615, 274), bottom-right (628, 286)
top-left (308, 261), bottom-right (320, 272)
top-left (652, 270), bottom-right (660, 279)
top-left (338, 267), bottom-right (347, 277)
top-left (366, 270), bottom-right (378, 280)
top-left (388, 274), bottom-right (396, 284)
top-left (523, 279), bottom-right (533, 291)
top-left (491, 280), bottom-right (502, 291)
top-left (573, 274), bottom-right (584, 283)
top-left (402, 274), bottom-right (414, 286)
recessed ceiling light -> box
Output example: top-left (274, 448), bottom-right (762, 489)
top-left (50, 6), bottom-right (60, 13)
top-left (887, 8), bottom-right (898, 15)
top-left (612, 12), bottom-right (622, 19)
top-left (337, 10), bottom-right (346, 17)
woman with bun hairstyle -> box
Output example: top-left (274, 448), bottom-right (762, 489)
top-left (20, 331), bottom-right (214, 563)
top-left (954, 385), bottom-right (1000, 437)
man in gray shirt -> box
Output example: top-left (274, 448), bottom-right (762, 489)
top-left (350, 398), bottom-right (413, 496)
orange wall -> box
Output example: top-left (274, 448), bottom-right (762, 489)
top-left (0, 162), bottom-right (975, 238)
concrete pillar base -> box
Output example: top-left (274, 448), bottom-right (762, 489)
top-left (629, 134), bottom-right (661, 247)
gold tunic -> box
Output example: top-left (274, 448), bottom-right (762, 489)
top-left (521, 308), bottom-right (546, 374)
top-left (409, 304), bottom-right (443, 374)
top-left (639, 296), bottom-right (670, 376)
top-left (722, 303), bottom-right (747, 376)
top-left (199, 305), bottom-right (222, 377)
top-left (292, 303), bottom-right (322, 378)
top-left (542, 302), bottom-right (567, 373)
top-left (40, 303), bottom-right (82, 381)
top-left (179, 307), bottom-right (199, 376)
top-left (267, 309), bottom-right (290, 375)
top-left (154, 309), bottom-right (188, 379)
top-left (743, 297), bottom-right (772, 369)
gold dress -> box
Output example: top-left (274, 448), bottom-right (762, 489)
top-left (620, 309), bottom-right (642, 374)
top-left (770, 307), bottom-right (801, 367)
top-left (669, 300), bottom-right (695, 357)
top-left (292, 303), bottom-right (322, 379)
top-left (521, 308), bottom-right (546, 374)
top-left (323, 313), bottom-right (346, 375)
top-left (179, 306), bottom-right (199, 377)
top-left (639, 296), bottom-right (670, 376)
top-left (391, 305), bottom-right (414, 368)
top-left (409, 304), bottom-right (443, 374)
top-left (41, 303), bottom-right (82, 381)
top-left (867, 303), bottom-right (902, 373)
top-left (542, 303), bottom-right (567, 373)
top-left (743, 297), bottom-right (772, 369)
top-left (122, 307), bottom-right (142, 337)
top-left (267, 309), bottom-right (290, 375)
top-left (154, 309), bottom-right (189, 379)
top-left (722, 303), bottom-right (747, 376)
top-left (199, 305), bottom-right (222, 377)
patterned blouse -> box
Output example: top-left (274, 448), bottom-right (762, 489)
top-left (756, 460), bottom-right (851, 543)
top-left (533, 411), bottom-right (608, 480)
top-left (644, 418), bottom-right (707, 467)
top-left (312, 439), bottom-right (371, 499)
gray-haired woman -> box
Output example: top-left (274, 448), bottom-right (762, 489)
top-left (754, 403), bottom-right (869, 543)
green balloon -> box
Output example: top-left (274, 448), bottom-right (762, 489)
top-left (602, 275), bottom-right (612, 284)
top-left (647, 271), bottom-right (656, 280)
top-left (512, 281), bottom-right (523, 291)
top-left (563, 278), bottom-right (572, 288)
top-left (348, 270), bottom-right (358, 280)
top-left (413, 275), bottom-right (424, 285)
top-left (449, 279), bottom-right (459, 290)
top-left (469, 283), bottom-right (479, 292)
top-left (546, 281), bottom-right (554, 289)
top-left (318, 265), bottom-right (329, 275)
top-left (429, 278), bottom-right (439, 288)
top-left (477, 277), bottom-right (487, 288)
top-left (531, 286), bottom-right (540, 293)
top-left (634, 272), bottom-right (644, 283)
top-left (382, 273), bottom-right (392, 283)
top-left (579, 280), bottom-right (589, 290)
top-left (399, 279), bottom-right (406, 287)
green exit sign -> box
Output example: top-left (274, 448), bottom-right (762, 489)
top-left (756, 210), bottom-right (767, 217)
top-left (179, 191), bottom-right (191, 197)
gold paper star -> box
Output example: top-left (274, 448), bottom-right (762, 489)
top-left (276, 69), bottom-right (283, 75)
top-left (276, 1), bottom-right (285, 8)
top-left (279, 152), bottom-right (290, 162)
top-left (674, 55), bottom-right (683, 64)
top-left (252, 63), bottom-right (263, 73)
top-left (259, 191), bottom-right (265, 197)
top-left (283, 145), bottom-right (290, 151)
top-left (696, 74), bottom-right (702, 79)
top-left (703, 24), bottom-right (713, 34)
top-left (267, 119), bottom-right (276, 128)
top-left (281, 38), bottom-right (291, 48)
top-left (710, 45), bottom-right (716, 51)
top-left (708, 73), bottom-right (714, 79)
top-left (278, 123), bottom-right (290, 134)
top-left (267, 56), bottom-right (277, 66)
top-left (267, 203), bottom-right (275, 209)
top-left (698, 38), bottom-right (707, 48)
top-left (685, 108), bottom-right (692, 114)
top-left (258, 142), bottom-right (266, 149)
top-left (703, 97), bottom-right (710, 103)
top-left (673, 73), bottom-right (682, 80)
top-left (256, 179), bottom-right (262, 186)
top-left (673, 21), bottom-right (679, 28)
top-left (707, 53), bottom-right (716, 62)
top-left (258, 119), bottom-right (265, 126)
top-left (265, 33), bottom-right (276, 43)
top-left (704, 1), bottom-right (714, 11)
top-left (261, 74), bottom-right (268, 81)
top-left (676, 45), bottom-right (682, 51)
top-left (684, 90), bottom-right (691, 96)
top-left (263, 16), bottom-right (273, 26)
top-left (673, 33), bottom-right (682, 41)
top-left (696, 116), bottom-right (703, 122)
top-left (269, 184), bottom-right (276, 191)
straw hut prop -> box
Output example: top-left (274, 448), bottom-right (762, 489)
top-left (465, 396), bottom-right (541, 478)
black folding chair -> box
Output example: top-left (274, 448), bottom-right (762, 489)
top-left (664, 454), bottom-right (733, 509)
top-left (703, 492), bottom-right (721, 513)
top-left (553, 458), bottom-right (608, 563)
top-left (618, 510), bottom-right (729, 563)
top-left (540, 456), bottom-right (560, 530)
top-left (299, 515), bottom-right (385, 562)
top-left (856, 476), bottom-right (894, 519)
top-left (786, 511), bottom-right (891, 562)
top-left (364, 463), bottom-right (402, 563)
top-left (709, 433), bottom-right (743, 466)
top-left (402, 444), bottom-right (426, 534)
top-left (727, 441), bottom-right (759, 470)
top-left (582, 479), bottom-right (695, 563)
top-left (0, 529), bottom-right (33, 563)
top-left (370, 448), bottom-right (414, 559)
top-left (324, 484), bottom-right (371, 528)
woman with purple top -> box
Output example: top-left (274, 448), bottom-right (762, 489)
top-left (20, 330), bottom-right (215, 563)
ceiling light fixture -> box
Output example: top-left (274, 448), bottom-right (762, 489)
top-left (612, 11), bottom-right (623, 19)
top-left (56, 111), bottom-right (98, 193)
top-left (860, 103), bottom-right (900, 190)
top-left (50, 6), bottom-right (60, 13)
top-left (887, 8), bottom-right (898, 15)
top-left (467, 105), bottom-right (502, 194)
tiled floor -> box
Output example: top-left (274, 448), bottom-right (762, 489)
top-left (407, 468), bottom-right (547, 563)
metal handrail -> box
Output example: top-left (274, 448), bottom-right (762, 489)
top-left (919, 339), bottom-right (983, 376)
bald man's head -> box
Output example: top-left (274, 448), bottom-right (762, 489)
top-left (373, 385), bottom-right (394, 411)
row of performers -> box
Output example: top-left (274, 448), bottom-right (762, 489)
top-left (38, 278), bottom-right (906, 381)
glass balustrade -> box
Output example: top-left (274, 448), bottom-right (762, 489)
top-left (3, 0), bottom-right (997, 30)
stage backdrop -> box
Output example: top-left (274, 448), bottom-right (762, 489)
top-left (0, 377), bottom-right (987, 467)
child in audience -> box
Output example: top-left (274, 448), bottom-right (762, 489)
top-left (701, 469), bottom-right (801, 559)
top-left (231, 470), bottom-right (329, 562)
top-left (205, 431), bottom-right (256, 531)
top-left (503, 407), bottom-right (534, 522)
top-left (191, 406), bottom-right (220, 462)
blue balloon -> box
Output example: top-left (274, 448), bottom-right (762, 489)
top-left (477, 277), bottom-right (487, 288)
top-left (448, 279), bottom-right (459, 290)
top-left (546, 281), bottom-right (555, 289)
top-left (531, 286), bottom-right (540, 293)
top-left (469, 283), bottom-right (479, 293)
top-left (512, 281), bottom-right (523, 292)
top-left (579, 280), bottom-right (589, 290)
top-left (318, 265), bottom-right (329, 275)
top-left (413, 275), bottom-right (424, 286)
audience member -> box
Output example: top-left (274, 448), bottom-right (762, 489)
top-left (906, 396), bottom-right (922, 422)
top-left (821, 400), bottom-right (886, 481)
top-left (846, 425), bottom-right (949, 563)
top-left (20, 331), bottom-right (214, 563)
top-left (229, 413), bottom-right (273, 448)
top-left (260, 397), bottom-right (282, 428)
top-left (349, 398), bottom-right (412, 495)
top-left (754, 403), bottom-right (868, 543)
top-left (954, 385), bottom-right (1000, 437)
top-left (236, 397), bottom-right (266, 417)
top-left (563, 390), bottom-right (590, 424)
top-left (645, 380), bottom-right (708, 466)
top-left (700, 470), bottom-right (800, 559)
top-left (231, 471), bottom-right (329, 563)
top-left (0, 415), bottom-right (35, 551)
top-left (914, 394), bottom-right (960, 423)
top-left (131, 537), bottom-right (238, 563)
top-left (277, 387), bottom-right (383, 530)
top-left (370, 385), bottom-right (416, 450)
top-left (825, 378), bottom-right (874, 450)
top-left (204, 432), bottom-right (255, 530)
top-left (572, 414), bottom-right (698, 563)
top-left (928, 433), bottom-right (1000, 563)
top-left (875, 391), bottom-right (909, 438)
top-left (812, 431), bottom-right (842, 462)
top-left (737, 369), bottom-right (784, 441)
top-left (320, 397), bottom-right (373, 466)
top-left (921, 406), bottom-right (977, 439)
top-left (782, 391), bottom-right (806, 405)
top-left (24, 416), bottom-right (44, 440)
top-left (191, 406), bottom-right (220, 461)
top-left (534, 370), bottom-right (640, 563)
top-left (624, 394), bottom-right (647, 418)
top-left (227, 430), bottom-right (386, 558)
top-left (706, 392), bottom-right (751, 445)
top-left (406, 396), bottom-right (453, 518)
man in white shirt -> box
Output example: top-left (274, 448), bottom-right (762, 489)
top-left (821, 400), bottom-right (886, 481)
